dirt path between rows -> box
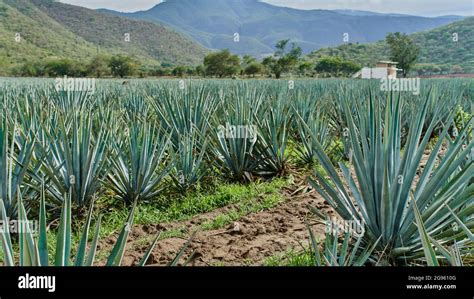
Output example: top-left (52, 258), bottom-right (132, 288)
top-left (99, 146), bottom-right (441, 266)
top-left (101, 175), bottom-right (335, 266)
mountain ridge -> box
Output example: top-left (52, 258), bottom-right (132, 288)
top-left (99, 0), bottom-right (464, 57)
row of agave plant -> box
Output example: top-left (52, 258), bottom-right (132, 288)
top-left (307, 91), bottom-right (473, 266)
top-left (0, 80), bottom-right (339, 212)
top-left (0, 78), bottom-right (472, 266)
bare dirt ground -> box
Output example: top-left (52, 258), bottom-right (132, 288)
top-left (99, 174), bottom-right (334, 266)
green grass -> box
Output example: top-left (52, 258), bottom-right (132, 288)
top-left (200, 193), bottom-right (283, 231)
top-left (98, 178), bottom-right (290, 238)
top-left (98, 178), bottom-right (290, 235)
top-left (0, 178), bottom-right (290, 265)
top-left (101, 177), bottom-right (289, 263)
top-left (264, 248), bottom-right (315, 266)
top-left (91, 178), bottom-right (289, 264)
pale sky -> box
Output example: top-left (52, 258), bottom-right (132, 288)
top-left (59, 0), bottom-right (473, 16)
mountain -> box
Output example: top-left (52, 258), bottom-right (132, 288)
top-left (0, 0), bottom-right (207, 74)
top-left (100, 0), bottom-right (463, 57)
top-left (0, 0), bottom-right (98, 73)
top-left (331, 10), bottom-right (463, 19)
top-left (307, 17), bottom-right (474, 73)
top-left (331, 10), bottom-right (414, 17)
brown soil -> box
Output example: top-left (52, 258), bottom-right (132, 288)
top-left (98, 174), bottom-right (334, 266)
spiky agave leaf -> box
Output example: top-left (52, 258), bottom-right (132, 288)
top-left (0, 189), bottom-right (161, 267)
top-left (55, 192), bottom-right (72, 266)
top-left (308, 91), bottom-right (473, 264)
top-left (0, 117), bottom-right (36, 218)
top-left (307, 224), bottom-right (379, 266)
top-left (74, 197), bottom-right (96, 266)
top-left (138, 232), bottom-right (161, 266)
top-left (256, 93), bottom-right (292, 177)
top-left (413, 201), bottom-right (439, 266)
top-left (106, 199), bottom-right (137, 266)
top-left (294, 108), bottom-right (331, 165)
top-left (108, 122), bottom-right (172, 204)
top-left (0, 197), bottom-right (14, 266)
top-left (168, 231), bottom-right (196, 266)
top-left (38, 183), bottom-right (49, 266)
top-left (84, 214), bottom-right (102, 266)
top-left (40, 113), bottom-right (109, 207)
top-left (151, 84), bottom-right (219, 147)
top-left (210, 90), bottom-right (264, 182)
top-left (171, 129), bottom-right (209, 193)
top-left (17, 193), bottom-right (40, 266)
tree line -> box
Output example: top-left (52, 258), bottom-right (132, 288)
top-left (12, 55), bottom-right (139, 78)
top-left (12, 33), bottom-right (421, 78)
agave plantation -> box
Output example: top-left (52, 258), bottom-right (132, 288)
top-left (0, 78), bottom-right (472, 267)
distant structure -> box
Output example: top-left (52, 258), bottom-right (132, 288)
top-left (353, 61), bottom-right (399, 79)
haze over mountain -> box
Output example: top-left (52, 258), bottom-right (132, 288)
top-left (99, 0), bottom-right (464, 57)
top-left (0, 0), bottom-right (207, 73)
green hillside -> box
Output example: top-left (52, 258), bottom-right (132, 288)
top-left (0, 0), bottom-right (207, 75)
top-left (0, 0), bottom-right (99, 74)
top-left (307, 17), bottom-right (474, 73)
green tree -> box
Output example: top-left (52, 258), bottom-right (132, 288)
top-left (109, 55), bottom-right (137, 78)
top-left (186, 67), bottom-right (196, 76)
top-left (314, 56), bottom-right (360, 77)
top-left (44, 59), bottom-right (82, 77)
top-left (451, 65), bottom-right (463, 74)
top-left (172, 66), bottom-right (187, 77)
top-left (241, 55), bottom-right (257, 76)
top-left (412, 63), bottom-right (441, 76)
top-left (195, 65), bottom-right (205, 77)
top-left (386, 32), bottom-right (419, 77)
top-left (262, 56), bottom-right (281, 78)
top-left (298, 61), bottom-right (313, 76)
top-left (244, 62), bottom-right (264, 77)
top-left (203, 49), bottom-right (240, 78)
top-left (263, 39), bottom-right (302, 79)
top-left (16, 61), bottom-right (45, 77)
top-left (86, 55), bottom-right (110, 78)
top-left (242, 55), bottom-right (256, 67)
top-left (439, 64), bottom-right (451, 74)
top-left (149, 66), bottom-right (172, 77)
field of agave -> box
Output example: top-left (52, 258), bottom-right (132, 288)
top-left (0, 78), bottom-right (472, 266)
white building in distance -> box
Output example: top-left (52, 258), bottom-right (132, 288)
top-left (354, 61), bottom-right (399, 79)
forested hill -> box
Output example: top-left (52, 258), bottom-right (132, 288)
top-left (307, 17), bottom-right (474, 73)
top-left (0, 0), bottom-right (208, 74)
